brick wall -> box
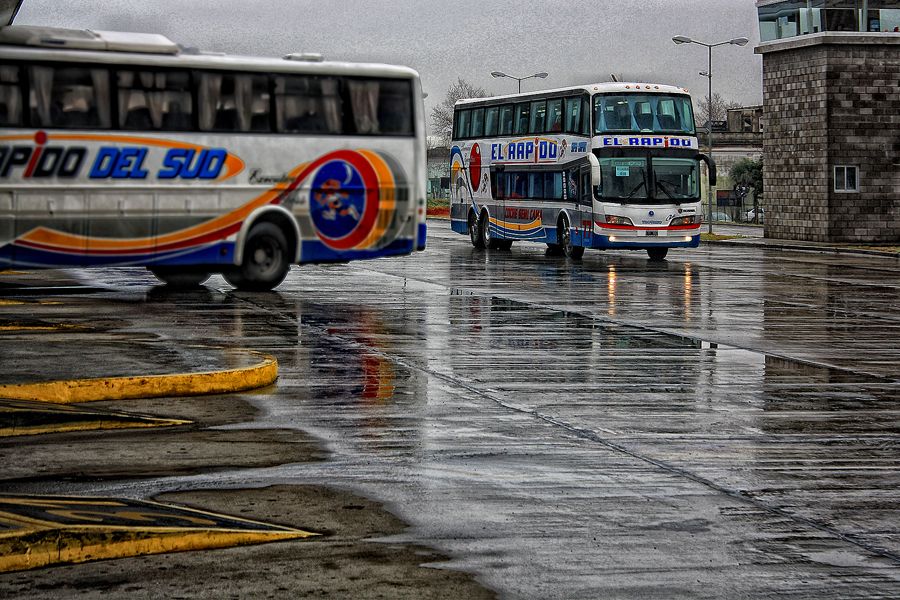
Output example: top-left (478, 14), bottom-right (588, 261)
top-left (760, 37), bottom-right (900, 243)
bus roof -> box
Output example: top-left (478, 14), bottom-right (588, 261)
top-left (455, 82), bottom-right (691, 107)
top-left (0, 25), bottom-right (419, 79)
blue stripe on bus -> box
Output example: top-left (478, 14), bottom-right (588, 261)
top-left (301, 238), bottom-right (415, 263)
top-left (0, 241), bottom-right (237, 268)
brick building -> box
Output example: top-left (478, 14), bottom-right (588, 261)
top-left (756, 0), bottom-right (900, 242)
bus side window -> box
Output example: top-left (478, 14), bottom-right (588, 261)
top-left (542, 172), bottom-right (556, 200)
top-left (0, 65), bottom-right (23, 127)
top-left (470, 107), bottom-right (485, 138)
top-left (374, 78), bottom-right (413, 135)
top-left (513, 103), bottom-right (530, 135)
top-left (454, 109), bottom-right (470, 139)
top-left (529, 100), bottom-right (546, 134)
top-left (564, 97), bottom-right (580, 134)
top-left (119, 69), bottom-right (193, 131)
top-left (484, 106), bottom-right (499, 137)
top-left (529, 172), bottom-right (544, 199)
top-left (547, 98), bottom-right (563, 133)
top-left (490, 169), bottom-right (503, 199)
top-left (30, 65), bottom-right (111, 129)
top-left (200, 72), bottom-right (271, 133)
top-left (499, 105), bottom-right (514, 136)
top-left (274, 75), bottom-right (343, 135)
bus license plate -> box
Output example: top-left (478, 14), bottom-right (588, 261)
top-left (645, 231), bottom-right (658, 237)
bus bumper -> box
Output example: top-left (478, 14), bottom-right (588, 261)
top-left (591, 234), bottom-right (701, 250)
top-left (417, 222), bottom-right (427, 251)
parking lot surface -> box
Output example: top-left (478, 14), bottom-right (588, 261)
top-left (1, 223), bottom-right (898, 598)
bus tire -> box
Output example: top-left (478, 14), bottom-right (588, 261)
top-left (560, 215), bottom-right (584, 260)
top-left (546, 243), bottom-right (563, 255)
top-left (469, 211), bottom-right (484, 249)
top-left (148, 267), bottom-right (210, 288)
top-left (478, 210), bottom-right (493, 249)
top-left (225, 222), bottom-right (291, 291)
top-left (647, 247), bottom-right (668, 261)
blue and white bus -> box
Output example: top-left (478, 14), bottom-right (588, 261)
top-left (0, 25), bottom-right (426, 290)
top-left (449, 82), bottom-right (715, 261)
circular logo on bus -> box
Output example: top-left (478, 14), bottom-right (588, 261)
top-left (309, 154), bottom-right (381, 251)
top-left (469, 144), bottom-right (482, 190)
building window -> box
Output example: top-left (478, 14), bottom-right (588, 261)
top-left (834, 165), bottom-right (859, 192)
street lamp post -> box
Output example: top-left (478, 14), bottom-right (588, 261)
top-left (490, 71), bottom-right (549, 94)
top-left (672, 35), bottom-right (749, 234)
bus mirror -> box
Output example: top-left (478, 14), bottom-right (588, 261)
top-left (587, 152), bottom-right (601, 186)
top-left (698, 153), bottom-right (717, 187)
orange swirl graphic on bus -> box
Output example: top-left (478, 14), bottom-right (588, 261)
top-left (9, 148), bottom-right (398, 257)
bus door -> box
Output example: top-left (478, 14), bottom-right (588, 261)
top-left (578, 165), bottom-right (593, 247)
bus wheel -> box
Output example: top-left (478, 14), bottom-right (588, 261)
top-left (469, 211), bottom-right (484, 249)
top-left (560, 216), bottom-right (584, 260)
top-left (647, 247), bottom-right (668, 261)
top-left (546, 243), bottom-right (562, 255)
top-left (478, 210), bottom-right (493, 249)
top-left (225, 222), bottom-right (291, 291)
top-left (148, 267), bottom-right (210, 288)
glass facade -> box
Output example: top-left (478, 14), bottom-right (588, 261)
top-left (759, 1), bottom-right (900, 41)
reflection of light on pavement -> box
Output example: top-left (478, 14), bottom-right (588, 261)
top-left (683, 263), bottom-right (693, 322)
top-left (362, 353), bottom-right (395, 403)
top-left (607, 266), bottom-right (617, 317)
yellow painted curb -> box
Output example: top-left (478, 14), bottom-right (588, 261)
top-left (0, 529), bottom-right (312, 573)
top-left (0, 352), bottom-right (278, 404)
top-left (0, 495), bottom-right (317, 572)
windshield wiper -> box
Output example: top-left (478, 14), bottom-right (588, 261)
top-left (655, 178), bottom-right (677, 200)
top-left (625, 171), bottom-right (647, 199)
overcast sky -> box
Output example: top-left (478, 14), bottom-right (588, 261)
top-left (14, 0), bottom-right (763, 126)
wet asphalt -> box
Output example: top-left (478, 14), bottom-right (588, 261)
top-left (2, 222), bottom-right (899, 598)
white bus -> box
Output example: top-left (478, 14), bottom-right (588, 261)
top-left (449, 82), bottom-right (715, 260)
top-left (0, 25), bottom-right (427, 290)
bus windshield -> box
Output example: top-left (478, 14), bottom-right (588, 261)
top-left (594, 94), bottom-right (695, 135)
top-left (599, 157), bottom-right (700, 203)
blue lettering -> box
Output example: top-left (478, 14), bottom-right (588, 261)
top-left (629, 138), bottom-right (640, 146)
top-left (110, 148), bottom-right (149, 179)
top-left (653, 137), bottom-right (664, 146)
top-left (199, 149), bottom-right (226, 179)
top-left (159, 148), bottom-right (188, 179)
top-left (89, 147), bottom-right (118, 179)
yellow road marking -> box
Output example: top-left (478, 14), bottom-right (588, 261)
top-left (0, 398), bottom-right (190, 437)
top-left (0, 495), bottom-right (317, 573)
top-left (0, 324), bottom-right (80, 332)
top-left (0, 351), bottom-right (278, 404)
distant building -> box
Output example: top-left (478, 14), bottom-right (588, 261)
top-left (756, 0), bottom-right (900, 243)
top-left (427, 145), bottom-right (450, 200)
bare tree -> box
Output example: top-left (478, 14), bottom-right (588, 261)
top-left (694, 92), bottom-right (742, 127)
top-left (431, 78), bottom-right (488, 145)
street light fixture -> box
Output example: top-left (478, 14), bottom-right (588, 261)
top-left (491, 71), bottom-right (549, 94)
top-left (672, 35), bottom-right (749, 233)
